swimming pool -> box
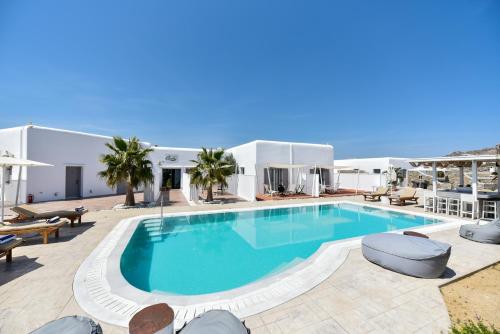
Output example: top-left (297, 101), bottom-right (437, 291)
top-left (120, 203), bottom-right (441, 295)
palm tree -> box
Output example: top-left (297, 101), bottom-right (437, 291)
top-left (189, 148), bottom-right (235, 202)
top-left (98, 136), bottom-right (154, 206)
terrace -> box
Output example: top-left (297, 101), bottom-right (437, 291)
top-left (0, 194), bottom-right (498, 333)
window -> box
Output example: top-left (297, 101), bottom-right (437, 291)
top-left (373, 169), bottom-right (381, 174)
top-left (240, 167), bottom-right (245, 175)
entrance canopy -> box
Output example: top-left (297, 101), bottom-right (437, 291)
top-left (158, 164), bottom-right (197, 169)
top-left (266, 163), bottom-right (308, 169)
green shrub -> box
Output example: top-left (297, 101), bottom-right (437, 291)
top-left (450, 320), bottom-right (499, 334)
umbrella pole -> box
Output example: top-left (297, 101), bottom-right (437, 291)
top-left (1, 166), bottom-right (5, 223)
top-left (15, 166), bottom-right (22, 206)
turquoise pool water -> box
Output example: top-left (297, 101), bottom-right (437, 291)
top-left (120, 203), bottom-right (441, 295)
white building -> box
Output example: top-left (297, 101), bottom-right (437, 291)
top-left (0, 125), bottom-right (334, 204)
top-left (227, 140), bottom-right (335, 200)
top-left (334, 157), bottom-right (413, 192)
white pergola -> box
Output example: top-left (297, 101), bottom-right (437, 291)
top-left (0, 156), bottom-right (53, 222)
top-left (265, 163), bottom-right (308, 193)
top-left (409, 155), bottom-right (499, 200)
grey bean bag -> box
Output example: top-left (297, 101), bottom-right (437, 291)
top-left (459, 219), bottom-right (500, 244)
top-left (362, 233), bottom-right (451, 278)
top-left (178, 310), bottom-right (250, 334)
top-left (30, 316), bottom-right (102, 334)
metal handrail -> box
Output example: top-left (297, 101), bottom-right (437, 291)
top-left (160, 192), bottom-right (164, 221)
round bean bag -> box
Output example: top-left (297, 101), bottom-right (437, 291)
top-left (178, 310), bottom-right (250, 334)
top-left (30, 316), bottom-right (102, 334)
top-left (362, 233), bottom-right (451, 278)
top-left (459, 219), bottom-right (500, 244)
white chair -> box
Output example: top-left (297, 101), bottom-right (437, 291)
top-left (436, 196), bottom-right (448, 214)
top-left (481, 200), bottom-right (498, 220)
top-left (423, 191), bottom-right (435, 213)
top-left (460, 194), bottom-right (477, 219)
top-left (447, 197), bottom-right (460, 216)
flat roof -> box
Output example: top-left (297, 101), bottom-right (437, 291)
top-left (230, 140), bottom-right (333, 150)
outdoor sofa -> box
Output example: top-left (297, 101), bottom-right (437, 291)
top-left (0, 217), bottom-right (67, 244)
top-left (362, 232), bottom-right (451, 278)
top-left (363, 186), bottom-right (388, 201)
top-left (178, 310), bottom-right (251, 334)
top-left (459, 219), bottom-right (500, 244)
top-left (31, 315), bottom-right (102, 334)
top-left (388, 188), bottom-right (419, 206)
top-left (9, 205), bottom-right (87, 227)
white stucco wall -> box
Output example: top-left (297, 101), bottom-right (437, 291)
top-left (334, 157), bottom-right (412, 191)
top-left (25, 126), bottom-right (122, 202)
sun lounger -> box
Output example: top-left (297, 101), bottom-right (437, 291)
top-left (363, 187), bottom-right (388, 201)
top-left (0, 218), bottom-right (67, 244)
top-left (31, 315), bottom-right (102, 334)
top-left (362, 233), bottom-right (451, 278)
top-left (9, 205), bottom-right (87, 227)
top-left (264, 184), bottom-right (278, 197)
top-left (178, 310), bottom-right (250, 334)
top-left (388, 188), bottom-right (419, 206)
top-left (0, 237), bottom-right (23, 263)
top-left (459, 219), bottom-right (500, 244)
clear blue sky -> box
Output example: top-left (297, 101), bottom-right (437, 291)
top-left (0, 0), bottom-right (499, 158)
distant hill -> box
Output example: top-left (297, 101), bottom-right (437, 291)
top-left (447, 146), bottom-right (498, 157)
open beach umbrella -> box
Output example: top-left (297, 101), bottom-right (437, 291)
top-left (0, 156), bottom-right (52, 222)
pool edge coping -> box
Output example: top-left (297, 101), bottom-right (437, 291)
top-left (73, 200), bottom-right (466, 328)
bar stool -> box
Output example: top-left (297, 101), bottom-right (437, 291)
top-left (423, 191), bottom-right (435, 213)
top-left (460, 194), bottom-right (477, 219)
top-left (482, 200), bottom-right (498, 220)
top-left (436, 196), bottom-right (448, 214)
top-left (447, 197), bottom-right (460, 216)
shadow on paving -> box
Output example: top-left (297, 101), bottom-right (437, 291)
top-left (19, 221), bottom-right (97, 246)
top-left (0, 256), bottom-right (43, 286)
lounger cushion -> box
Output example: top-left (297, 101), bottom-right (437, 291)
top-left (459, 219), bottom-right (500, 244)
top-left (0, 219), bottom-right (67, 233)
top-left (31, 315), bottom-right (102, 334)
top-left (362, 233), bottom-right (451, 278)
top-left (178, 310), bottom-right (249, 334)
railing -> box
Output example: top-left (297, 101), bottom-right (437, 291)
top-left (160, 191), bottom-right (164, 221)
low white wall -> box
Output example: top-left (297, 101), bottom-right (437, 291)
top-left (181, 172), bottom-right (199, 202)
top-left (335, 173), bottom-right (384, 192)
top-left (226, 175), bottom-right (256, 202)
top-left (237, 175), bottom-right (257, 201)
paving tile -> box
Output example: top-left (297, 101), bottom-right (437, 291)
top-left (295, 319), bottom-right (348, 334)
top-left (0, 195), bottom-right (497, 333)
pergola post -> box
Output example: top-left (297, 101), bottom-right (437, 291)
top-left (458, 166), bottom-right (464, 187)
top-left (356, 169), bottom-right (360, 194)
top-left (471, 160), bottom-right (478, 201)
top-left (1, 166), bottom-right (5, 223)
top-left (432, 162), bottom-right (437, 197)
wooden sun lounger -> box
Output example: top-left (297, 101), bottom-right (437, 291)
top-left (0, 219), bottom-right (68, 244)
top-left (9, 205), bottom-right (87, 227)
top-left (363, 187), bottom-right (388, 201)
top-left (0, 238), bottom-right (23, 262)
top-left (389, 188), bottom-right (419, 206)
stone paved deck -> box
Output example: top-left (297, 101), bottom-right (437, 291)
top-left (0, 196), bottom-right (498, 333)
